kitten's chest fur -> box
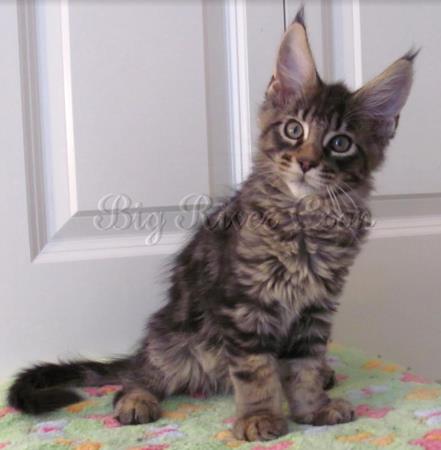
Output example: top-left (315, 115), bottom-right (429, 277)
top-left (234, 195), bottom-right (368, 311)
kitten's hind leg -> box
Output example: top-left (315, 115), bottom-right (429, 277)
top-left (113, 386), bottom-right (161, 425)
top-left (112, 347), bottom-right (168, 425)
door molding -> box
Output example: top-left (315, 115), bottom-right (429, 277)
top-left (225, 0), bottom-right (253, 185)
top-left (17, 0), bottom-right (277, 263)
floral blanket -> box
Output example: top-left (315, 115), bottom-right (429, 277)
top-left (1, 344), bottom-right (441, 450)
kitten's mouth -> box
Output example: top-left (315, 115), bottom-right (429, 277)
top-left (284, 171), bottom-right (330, 199)
top-left (285, 176), bottom-right (318, 199)
top-left (297, 174), bottom-right (319, 189)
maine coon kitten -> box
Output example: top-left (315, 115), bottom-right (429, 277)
top-left (8, 8), bottom-right (415, 442)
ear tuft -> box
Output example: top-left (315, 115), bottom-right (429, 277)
top-left (267, 6), bottom-right (319, 101)
top-left (352, 51), bottom-right (417, 120)
top-left (402, 47), bottom-right (421, 62)
top-left (292, 5), bottom-right (306, 27)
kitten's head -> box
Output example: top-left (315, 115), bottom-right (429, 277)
top-left (258, 7), bottom-right (416, 199)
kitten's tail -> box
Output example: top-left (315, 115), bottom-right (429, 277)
top-left (7, 357), bottom-right (131, 415)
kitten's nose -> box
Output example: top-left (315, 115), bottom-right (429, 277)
top-left (298, 158), bottom-right (318, 173)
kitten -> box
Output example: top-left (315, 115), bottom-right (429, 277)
top-left (8, 8), bottom-right (415, 442)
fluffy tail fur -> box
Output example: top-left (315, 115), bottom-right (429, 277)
top-left (7, 358), bottom-right (130, 414)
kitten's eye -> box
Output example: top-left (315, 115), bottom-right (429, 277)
top-left (328, 135), bottom-right (352, 153)
top-left (284, 120), bottom-right (304, 140)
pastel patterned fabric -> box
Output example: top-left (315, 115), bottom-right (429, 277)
top-left (1, 344), bottom-right (441, 450)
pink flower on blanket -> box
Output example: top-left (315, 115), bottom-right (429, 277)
top-left (0, 407), bottom-right (15, 418)
top-left (411, 429), bottom-right (441, 450)
top-left (143, 424), bottom-right (184, 443)
top-left (361, 385), bottom-right (389, 397)
top-left (356, 404), bottom-right (393, 419)
top-left (83, 385), bottom-right (121, 397)
top-left (223, 416), bottom-right (236, 424)
top-left (415, 408), bottom-right (441, 426)
top-left (0, 442), bottom-right (10, 449)
top-left (252, 441), bottom-right (293, 450)
top-left (348, 385), bottom-right (389, 401)
top-left (130, 445), bottom-right (169, 450)
top-left (401, 372), bottom-right (430, 384)
top-left (32, 419), bottom-right (67, 437)
top-left (87, 414), bottom-right (120, 428)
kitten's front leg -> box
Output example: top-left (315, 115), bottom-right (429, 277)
top-left (229, 353), bottom-right (288, 441)
top-left (280, 358), bottom-right (355, 426)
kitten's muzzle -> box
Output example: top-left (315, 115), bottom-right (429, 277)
top-left (298, 158), bottom-right (319, 173)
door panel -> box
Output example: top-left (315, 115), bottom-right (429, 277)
top-left (359, 1), bottom-right (441, 196)
top-left (68, 1), bottom-right (211, 210)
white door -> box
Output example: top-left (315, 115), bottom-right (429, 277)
top-left (2, 0), bottom-right (441, 381)
top-left (0, 0), bottom-right (284, 378)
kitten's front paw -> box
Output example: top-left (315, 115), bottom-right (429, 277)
top-left (233, 413), bottom-right (288, 441)
top-left (114, 389), bottom-right (161, 425)
top-left (312, 398), bottom-right (355, 426)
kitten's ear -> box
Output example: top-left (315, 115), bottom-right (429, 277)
top-left (352, 50), bottom-right (418, 121)
top-left (267, 7), bottom-right (319, 101)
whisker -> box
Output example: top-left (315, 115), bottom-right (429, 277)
top-left (331, 187), bottom-right (343, 216)
top-left (334, 184), bottom-right (358, 210)
top-left (327, 186), bottom-right (342, 218)
top-left (325, 186), bottom-right (335, 213)
top-left (340, 180), bottom-right (357, 193)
